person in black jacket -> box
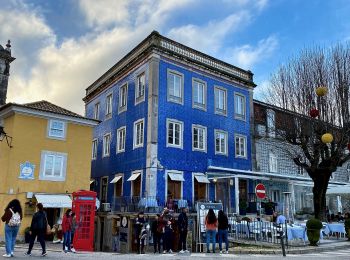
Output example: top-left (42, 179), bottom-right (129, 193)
top-left (151, 214), bottom-right (161, 253)
top-left (135, 212), bottom-right (146, 254)
top-left (178, 207), bottom-right (189, 253)
top-left (217, 210), bottom-right (229, 254)
top-left (25, 203), bottom-right (47, 257)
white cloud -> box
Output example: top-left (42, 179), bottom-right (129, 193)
top-left (230, 35), bottom-right (278, 70)
top-left (167, 11), bottom-right (251, 55)
top-left (78, 0), bottom-right (131, 29)
top-left (2, 0), bottom-right (275, 115)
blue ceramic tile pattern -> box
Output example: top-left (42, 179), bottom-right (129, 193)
top-left (86, 58), bottom-right (253, 209)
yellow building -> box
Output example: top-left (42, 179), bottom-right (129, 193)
top-left (0, 101), bottom-right (98, 240)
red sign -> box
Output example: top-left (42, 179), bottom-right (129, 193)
top-left (255, 183), bottom-right (266, 199)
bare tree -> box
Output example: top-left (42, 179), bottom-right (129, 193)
top-left (265, 44), bottom-right (350, 220)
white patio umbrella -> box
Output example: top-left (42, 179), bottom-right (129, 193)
top-left (327, 185), bottom-right (350, 194)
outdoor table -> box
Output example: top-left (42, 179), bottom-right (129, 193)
top-left (324, 223), bottom-right (346, 238)
top-left (287, 226), bottom-right (306, 241)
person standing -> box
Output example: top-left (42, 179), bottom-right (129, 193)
top-left (1, 199), bottom-right (23, 258)
top-left (178, 207), bottom-right (189, 253)
top-left (25, 203), bottom-right (47, 257)
top-left (217, 210), bottom-right (229, 254)
top-left (162, 208), bottom-right (173, 253)
top-left (205, 208), bottom-right (217, 253)
top-left (151, 214), bottom-right (161, 253)
top-left (70, 212), bottom-right (77, 252)
top-left (135, 212), bottom-right (146, 254)
top-left (62, 209), bottom-right (73, 253)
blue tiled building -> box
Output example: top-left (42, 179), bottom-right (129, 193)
top-left (84, 31), bottom-right (256, 214)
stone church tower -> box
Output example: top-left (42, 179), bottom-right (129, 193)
top-left (0, 40), bottom-right (15, 106)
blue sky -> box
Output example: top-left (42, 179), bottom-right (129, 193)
top-left (1, 0), bottom-right (350, 114)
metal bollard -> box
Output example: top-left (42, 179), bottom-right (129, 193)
top-left (279, 230), bottom-right (286, 257)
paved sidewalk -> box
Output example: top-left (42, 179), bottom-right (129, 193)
top-left (7, 239), bottom-right (350, 255)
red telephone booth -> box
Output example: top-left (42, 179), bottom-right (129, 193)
top-left (72, 190), bottom-right (97, 251)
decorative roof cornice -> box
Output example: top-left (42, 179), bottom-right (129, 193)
top-left (83, 31), bottom-right (256, 103)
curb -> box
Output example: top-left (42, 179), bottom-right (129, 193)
top-left (236, 244), bottom-right (349, 255)
top-left (3, 243), bottom-right (349, 255)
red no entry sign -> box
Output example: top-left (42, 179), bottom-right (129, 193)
top-left (255, 183), bottom-right (266, 199)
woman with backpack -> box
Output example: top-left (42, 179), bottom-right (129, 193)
top-left (1, 199), bottom-right (23, 258)
top-left (205, 208), bottom-right (218, 253)
top-left (217, 210), bottom-right (229, 254)
top-left (25, 203), bottom-right (47, 257)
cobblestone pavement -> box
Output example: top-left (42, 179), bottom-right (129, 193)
top-left (3, 247), bottom-right (350, 259)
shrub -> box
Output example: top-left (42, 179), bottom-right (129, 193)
top-left (306, 218), bottom-right (322, 230)
top-left (345, 219), bottom-right (350, 240)
top-left (306, 218), bottom-right (322, 246)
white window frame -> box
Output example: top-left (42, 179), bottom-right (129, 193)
top-left (93, 102), bottom-right (100, 120)
top-left (214, 86), bottom-right (227, 116)
top-left (135, 72), bottom-right (146, 105)
top-left (39, 150), bottom-right (67, 182)
top-left (103, 133), bottom-right (111, 157)
top-left (118, 83), bottom-right (128, 114)
top-left (105, 93), bottom-right (113, 119)
top-left (235, 134), bottom-right (247, 158)
top-left (133, 119), bottom-right (144, 149)
top-left (267, 109), bottom-right (276, 138)
top-left (214, 129), bottom-right (228, 155)
top-left (269, 151), bottom-right (278, 173)
top-left (117, 126), bottom-right (126, 153)
top-left (47, 119), bottom-right (66, 140)
top-left (167, 69), bottom-right (184, 105)
top-left (166, 119), bottom-right (184, 149)
top-left (192, 78), bottom-right (207, 111)
top-left (234, 93), bottom-right (246, 120)
top-left (192, 124), bottom-right (207, 152)
top-left (165, 170), bottom-right (183, 201)
top-left (297, 166), bottom-right (304, 176)
top-left (92, 139), bottom-right (98, 160)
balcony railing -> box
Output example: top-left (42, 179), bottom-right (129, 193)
top-left (111, 196), bottom-right (213, 213)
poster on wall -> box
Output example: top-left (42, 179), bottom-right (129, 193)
top-left (196, 202), bottom-right (223, 242)
top-left (19, 161), bottom-right (35, 180)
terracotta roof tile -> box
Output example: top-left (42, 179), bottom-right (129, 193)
top-left (0, 100), bottom-right (99, 123)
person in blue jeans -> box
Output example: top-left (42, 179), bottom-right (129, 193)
top-left (205, 209), bottom-right (217, 253)
top-left (1, 199), bottom-right (23, 258)
top-left (217, 210), bottom-right (229, 254)
top-left (62, 209), bottom-right (73, 253)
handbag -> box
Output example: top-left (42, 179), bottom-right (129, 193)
top-left (45, 215), bottom-right (51, 235)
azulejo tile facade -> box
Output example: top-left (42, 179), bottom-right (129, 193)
top-left (84, 31), bottom-right (255, 213)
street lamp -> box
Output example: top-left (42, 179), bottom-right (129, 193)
top-left (0, 126), bottom-right (12, 147)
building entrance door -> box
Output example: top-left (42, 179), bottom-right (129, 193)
top-left (216, 179), bottom-right (230, 212)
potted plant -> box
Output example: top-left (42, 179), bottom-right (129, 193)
top-left (24, 227), bottom-right (31, 243)
top-left (239, 200), bottom-right (248, 215)
top-left (345, 218), bottom-right (350, 241)
top-left (306, 218), bottom-right (322, 246)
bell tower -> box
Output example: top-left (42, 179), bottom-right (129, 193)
top-left (0, 40), bottom-right (15, 106)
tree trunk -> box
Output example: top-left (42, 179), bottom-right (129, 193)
top-left (312, 171), bottom-right (331, 221)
